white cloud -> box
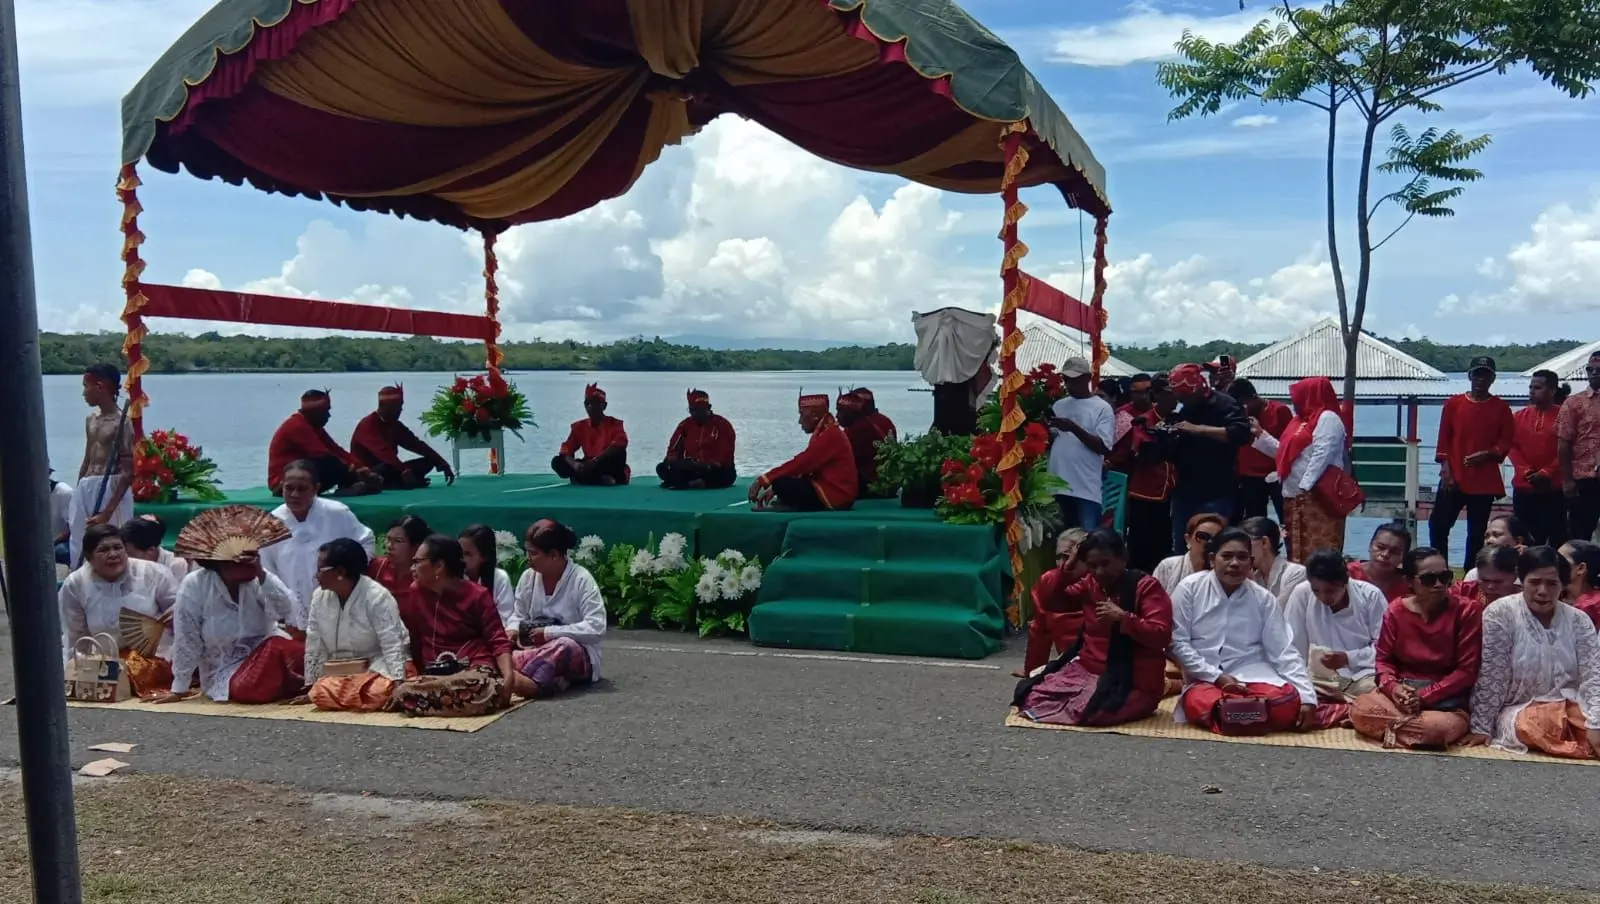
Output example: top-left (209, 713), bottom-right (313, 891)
top-left (1041, 247), bottom-right (1337, 343)
top-left (1047, 3), bottom-right (1266, 67)
top-left (1233, 114), bottom-right (1278, 128)
top-left (18, 1), bottom-right (216, 106)
top-left (1439, 196), bottom-right (1600, 315)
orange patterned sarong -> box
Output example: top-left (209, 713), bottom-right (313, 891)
top-left (1514, 700), bottom-right (1597, 760)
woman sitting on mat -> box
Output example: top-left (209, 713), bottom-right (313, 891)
top-left (1465, 546), bottom-right (1600, 759)
top-left (1454, 545), bottom-right (1520, 612)
top-left (1348, 546), bottom-right (1482, 749)
top-left (1153, 512), bottom-right (1224, 594)
top-left (261, 459), bottom-right (375, 633)
top-left (1558, 540), bottom-right (1600, 629)
top-left (153, 557), bottom-right (304, 705)
top-left (295, 538), bottom-right (412, 712)
top-left (507, 519), bottom-right (607, 697)
top-left (1169, 528), bottom-right (1317, 735)
top-left (58, 522), bottom-right (179, 696)
top-left (1347, 523), bottom-right (1412, 603)
top-left (1016, 528), bottom-right (1089, 677)
top-left (119, 514), bottom-right (189, 584)
top-left (1013, 528), bottom-right (1172, 727)
top-left (400, 534), bottom-right (518, 705)
top-left (369, 514), bottom-right (430, 602)
top-left (460, 523), bottom-right (515, 629)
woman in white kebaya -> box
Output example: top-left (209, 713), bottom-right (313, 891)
top-left (508, 519), bottom-right (606, 697)
top-left (297, 538), bottom-right (412, 712)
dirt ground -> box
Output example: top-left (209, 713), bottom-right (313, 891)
top-left (1, 774), bottom-right (1593, 904)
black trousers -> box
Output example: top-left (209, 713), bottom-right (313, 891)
top-left (656, 459), bottom-right (736, 489)
top-left (1428, 486), bottom-right (1495, 568)
top-left (1568, 478), bottom-right (1600, 542)
top-left (1125, 497), bottom-right (1171, 573)
top-left (373, 457), bottom-right (436, 490)
top-left (552, 451), bottom-right (629, 485)
top-left (1235, 475), bottom-right (1284, 524)
top-left (770, 476), bottom-right (826, 512)
top-left (1512, 488), bottom-right (1567, 547)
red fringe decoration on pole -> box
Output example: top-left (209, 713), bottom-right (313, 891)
top-left (483, 229), bottom-right (504, 475)
top-left (1089, 214), bottom-right (1111, 381)
top-left (118, 163), bottom-right (150, 437)
top-left (997, 123), bottom-right (1031, 628)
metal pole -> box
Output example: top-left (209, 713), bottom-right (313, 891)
top-left (0, 0), bottom-right (85, 899)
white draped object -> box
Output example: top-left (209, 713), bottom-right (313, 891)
top-left (261, 497), bottom-right (375, 629)
top-left (1168, 571), bottom-right (1317, 722)
top-left (512, 562), bottom-right (608, 680)
top-left (912, 308), bottom-right (998, 390)
top-left (1470, 595), bottom-right (1600, 753)
top-left (168, 569), bottom-right (297, 701)
top-left (58, 558), bottom-right (178, 665)
top-left (304, 575), bottom-right (411, 684)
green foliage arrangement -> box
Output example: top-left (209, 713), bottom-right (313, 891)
top-left (574, 534), bottom-right (763, 638)
top-left (869, 430), bottom-right (972, 503)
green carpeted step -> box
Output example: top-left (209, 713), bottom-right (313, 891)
top-left (759, 556), bottom-right (1001, 608)
top-left (747, 599), bottom-right (1002, 659)
top-left (779, 518), bottom-right (998, 563)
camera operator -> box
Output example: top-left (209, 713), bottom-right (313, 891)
top-left (1165, 363), bottom-right (1252, 553)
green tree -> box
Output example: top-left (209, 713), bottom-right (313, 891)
top-left (1157, 0), bottom-right (1600, 401)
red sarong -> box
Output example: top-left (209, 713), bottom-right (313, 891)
top-left (1182, 682), bottom-right (1304, 735)
top-left (228, 636), bottom-right (307, 704)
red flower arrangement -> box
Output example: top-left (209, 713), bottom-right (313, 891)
top-left (132, 429), bottom-right (224, 503)
top-left (420, 372), bottom-right (535, 441)
top-left (939, 365), bottom-right (1072, 525)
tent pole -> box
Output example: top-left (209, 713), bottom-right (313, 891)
top-left (0, 0), bottom-right (86, 897)
top-left (482, 229), bottom-right (503, 474)
top-left (997, 124), bottom-right (1030, 628)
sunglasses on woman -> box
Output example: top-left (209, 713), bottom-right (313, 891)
top-left (1416, 570), bottom-right (1454, 587)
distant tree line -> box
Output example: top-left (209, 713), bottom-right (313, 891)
top-left (38, 331), bottom-right (1583, 376)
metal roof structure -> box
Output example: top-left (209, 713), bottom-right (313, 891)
top-left (1014, 316), bottom-right (1140, 378)
top-left (1246, 377), bottom-right (1468, 403)
top-left (1236, 318), bottom-right (1446, 382)
top-left (1522, 339), bottom-right (1599, 381)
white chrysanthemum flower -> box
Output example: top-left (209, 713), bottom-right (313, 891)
top-left (695, 572), bottom-right (719, 604)
top-left (495, 530), bottom-right (520, 557)
top-left (577, 535), bottom-right (605, 558)
top-left (701, 561), bottom-right (725, 583)
top-left (659, 533), bottom-right (687, 559)
top-left (717, 549), bottom-right (746, 567)
top-left (718, 573), bottom-right (743, 601)
top-left (629, 549), bottom-right (657, 577)
top-left (738, 564), bottom-right (763, 592)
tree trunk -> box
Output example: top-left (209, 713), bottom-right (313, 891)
top-left (1344, 110), bottom-right (1382, 411)
top-left (1321, 90), bottom-right (1355, 407)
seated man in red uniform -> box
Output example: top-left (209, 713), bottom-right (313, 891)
top-left (553, 384), bottom-right (629, 485)
top-left (267, 390), bottom-right (378, 497)
top-left (749, 393), bottom-right (857, 512)
top-left (350, 385), bottom-right (456, 490)
top-left (853, 387), bottom-right (898, 444)
top-left (837, 390), bottom-right (895, 498)
top-left (657, 388), bottom-right (737, 489)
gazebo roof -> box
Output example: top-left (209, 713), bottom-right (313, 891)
top-left (1522, 340), bottom-right (1599, 381)
top-left (1016, 316), bottom-right (1139, 378)
top-left (1237, 318), bottom-right (1446, 381)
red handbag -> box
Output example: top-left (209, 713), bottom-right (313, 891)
top-left (1216, 697), bottom-right (1270, 735)
top-left (1313, 465), bottom-right (1365, 517)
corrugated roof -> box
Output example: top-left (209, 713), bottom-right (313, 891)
top-left (1014, 317), bottom-right (1140, 378)
top-left (1236, 318), bottom-right (1446, 381)
top-left (1247, 377), bottom-right (1466, 402)
top-left (1522, 340), bottom-right (1600, 381)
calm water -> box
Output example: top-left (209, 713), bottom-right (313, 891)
top-left (42, 370), bottom-right (1492, 559)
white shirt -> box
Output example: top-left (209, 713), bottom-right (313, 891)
top-left (304, 575), bottom-right (411, 684)
top-left (1284, 579), bottom-right (1387, 681)
top-left (1254, 556), bottom-right (1307, 608)
top-left (261, 497), bottom-right (375, 629)
top-left (487, 568), bottom-right (514, 629)
top-left (49, 481), bottom-right (74, 538)
top-left (1153, 554), bottom-right (1200, 594)
top-left (1250, 411), bottom-right (1348, 497)
top-left (1048, 395), bottom-right (1114, 503)
top-left (168, 568), bottom-right (298, 701)
top-left (1168, 571), bottom-right (1316, 721)
top-left (58, 558), bottom-right (178, 665)
top-left (155, 547), bottom-right (190, 585)
top-left (511, 562), bottom-right (608, 680)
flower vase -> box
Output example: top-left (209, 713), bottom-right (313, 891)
top-left (451, 428), bottom-right (508, 477)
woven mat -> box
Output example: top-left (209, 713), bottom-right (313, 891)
top-left (68, 696), bottom-right (530, 733)
top-left (1005, 697), bottom-right (1597, 767)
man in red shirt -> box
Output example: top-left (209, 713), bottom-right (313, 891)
top-left (1228, 378), bottom-right (1292, 524)
top-left (1109, 373), bottom-right (1176, 572)
top-left (553, 384), bottom-right (629, 485)
top-left (656, 389), bottom-right (737, 489)
top-left (1558, 351), bottom-right (1600, 541)
top-left (749, 393), bottom-right (857, 512)
top-left (852, 387), bottom-right (898, 446)
top-left (837, 390), bottom-right (895, 498)
top-left (349, 385), bottom-right (455, 490)
top-left (1510, 370), bottom-right (1566, 546)
top-left (1429, 356), bottom-right (1515, 567)
top-left (266, 390), bottom-right (377, 496)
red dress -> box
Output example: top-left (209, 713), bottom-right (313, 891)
top-left (1347, 561), bottom-right (1407, 603)
top-left (1373, 596), bottom-right (1483, 707)
top-left (368, 556), bottom-right (413, 603)
top-left (400, 580), bottom-right (512, 669)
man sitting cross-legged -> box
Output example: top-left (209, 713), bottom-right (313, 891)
top-left (553, 384), bottom-right (629, 486)
top-left (657, 389), bottom-right (736, 490)
top-left (748, 393), bottom-right (856, 512)
top-left (1284, 549), bottom-right (1387, 728)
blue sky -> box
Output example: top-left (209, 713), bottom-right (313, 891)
top-left (16, 0), bottom-right (1600, 347)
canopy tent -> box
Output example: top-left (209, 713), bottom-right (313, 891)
top-left (118, 0), bottom-right (1112, 621)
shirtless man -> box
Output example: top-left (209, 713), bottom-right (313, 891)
top-left (69, 363), bottom-right (134, 566)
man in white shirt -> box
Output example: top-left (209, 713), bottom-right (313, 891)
top-left (1240, 517), bottom-right (1305, 607)
top-left (1047, 356), bottom-right (1115, 531)
top-left (1284, 550), bottom-right (1387, 727)
top-left (49, 473), bottom-right (74, 564)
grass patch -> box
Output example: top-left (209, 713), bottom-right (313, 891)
top-left (0, 775), bottom-right (1594, 904)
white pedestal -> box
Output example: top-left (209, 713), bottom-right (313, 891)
top-left (451, 429), bottom-right (507, 476)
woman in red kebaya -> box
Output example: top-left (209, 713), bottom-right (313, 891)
top-left (1347, 523), bottom-right (1412, 602)
top-left (1013, 529), bottom-right (1173, 727)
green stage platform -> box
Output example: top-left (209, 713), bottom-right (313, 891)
top-left (138, 476), bottom-right (1008, 659)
